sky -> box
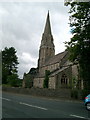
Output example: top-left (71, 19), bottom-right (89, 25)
top-left (0, 1), bottom-right (73, 78)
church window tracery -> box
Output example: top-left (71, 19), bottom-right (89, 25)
top-left (61, 74), bottom-right (68, 85)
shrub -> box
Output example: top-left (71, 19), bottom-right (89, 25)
top-left (81, 89), bottom-right (90, 100)
top-left (71, 89), bottom-right (78, 99)
top-left (7, 74), bottom-right (19, 87)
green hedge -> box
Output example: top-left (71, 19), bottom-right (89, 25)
top-left (71, 89), bottom-right (78, 99)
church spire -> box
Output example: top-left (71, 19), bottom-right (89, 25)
top-left (38, 11), bottom-right (55, 68)
top-left (44, 11), bottom-right (52, 35)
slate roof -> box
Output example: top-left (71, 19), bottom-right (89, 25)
top-left (43, 50), bottom-right (68, 67)
top-left (49, 66), bottom-right (68, 77)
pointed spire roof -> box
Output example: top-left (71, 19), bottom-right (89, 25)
top-left (44, 11), bottom-right (52, 35)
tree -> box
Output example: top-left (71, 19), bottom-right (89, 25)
top-left (43, 70), bottom-right (50, 88)
top-left (7, 74), bottom-right (19, 87)
top-left (2, 47), bottom-right (19, 84)
top-left (65, 2), bottom-right (90, 90)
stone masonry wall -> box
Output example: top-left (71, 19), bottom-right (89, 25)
top-left (49, 76), bottom-right (56, 89)
top-left (33, 77), bottom-right (44, 88)
top-left (2, 87), bottom-right (72, 100)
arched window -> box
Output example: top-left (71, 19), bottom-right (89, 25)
top-left (61, 74), bottom-right (68, 85)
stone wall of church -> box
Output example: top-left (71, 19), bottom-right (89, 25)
top-left (34, 76), bottom-right (56, 89)
top-left (72, 64), bottom-right (81, 88)
top-left (22, 74), bottom-right (33, 88)
top-left (49, 76), bottom-right (56, 89)
top-left (33, 77), bottom-right (44, 88)
top-left (40, 63), bottom-right (59, 75)
top-left (72, 65), bottom-right (78, 79)
top-left (56, 67), bottom-right (72, 89)
top-left (33, 66), bottom-right (73, 89)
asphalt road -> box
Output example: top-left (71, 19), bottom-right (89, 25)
top-left (2, 92), bottom-right (90, 119)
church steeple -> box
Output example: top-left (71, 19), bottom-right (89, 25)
top-left (44, 11), bottom-right (52, 35)
top-left (38, 12), bottom-right (55, 68)
top-left (41, 11), bottom-right (54, 47)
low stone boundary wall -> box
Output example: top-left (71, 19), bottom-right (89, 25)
top-left (2, 87), bottom-right (72, 100)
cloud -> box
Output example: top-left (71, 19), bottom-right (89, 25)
top-left (19, 52), bottom-right (36, 64)
top-left (0, 2), bottom-right (71, 78)
top-left (18, 52), bottom-right (38, 78)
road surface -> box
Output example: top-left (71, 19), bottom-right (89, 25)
top-left (2, 92), bottom-right (90, 119)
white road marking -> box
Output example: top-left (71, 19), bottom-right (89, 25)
top-left (19, 102), bottom-right (48, 111)
top-left (70, 114), bottom-right (86, 119)
top-left (1, 97), bottom-right (47, 111)
top-left (0, 97), bottom-right (11, 101)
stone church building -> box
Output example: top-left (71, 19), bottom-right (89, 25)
top-left (23, 12), bottom-right (81, 89)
